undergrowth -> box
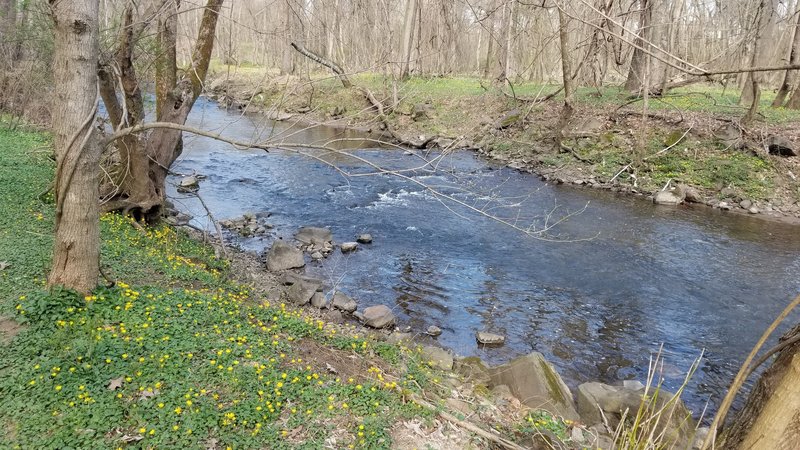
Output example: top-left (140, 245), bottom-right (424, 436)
top-left (0, 125), bottom-right (440, 449)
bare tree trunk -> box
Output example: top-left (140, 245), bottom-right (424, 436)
top-left (743, 0), bottom-right (774, 123)
top-left (0, 0), bottom-right (16, 64)
top-left (773, 8), bottom-right (800, 106)
top-left (102, 0), bottom-right (224, 221)
top-left (783, 6), bottom-right (800, 108)
top-left (47, 0), bottom-right (101, 294)
top-left (497, 0), bottom-right (515, 81)
top-left (624, 0), bottom-right (651, 92)
top-left (400, 0), bottom-right (417, 79)
top-left (557, 4), bottom-right (574, 126)
top-left (280, 0), bottom-right (294, 75)
top-left (722, 325), bottom-right (800, 450)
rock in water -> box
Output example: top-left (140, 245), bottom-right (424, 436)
top-left (340, 242), bottom-right (359, 253)
top-left (488, 352), bottom-right (579, 421)
top-left (356, 234), bottom-right (373, 244)
top-left (178, 175), bottom-right (199, 193)
top-left (285, 278), bottom-right (321, 305)
top-left (421, 346), bottom-right (454, 371)
top-left (426, 325), bottom-right (442, 336)
top-left (654, 189), bottom-right (684, 205)
top-left (331, 291), bottom-right (357, 313)
top-left (476, 331), bottom-right (505, 345)
top-left (360, 305), bottom-right (395, 329)
top-left (295, 227), bottom-right (333, 246)
top-left (265, 241), bottom-right (305, 271)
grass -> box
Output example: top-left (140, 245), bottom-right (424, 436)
top-left (0, 124), bottom-right (443, 449)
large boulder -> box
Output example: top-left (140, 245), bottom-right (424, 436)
top-left (360, 305), bottom-right (396, 329)
top-left (266, 241), bottom-right (305, 271)
top-left (654, 188), bottom-right (685, 206)
top-left (285, 278), bottom-right (322, 305)
top-left (295, 227), bottom-right (333, 246)
top-left (768, 135), bottom-right (797, 156)
top-left (488, 352), bottom-right (579, 421)
top-left (331, 291), bottom-right (357, 313)
top-left (576, 382), bottom-right (695, 449)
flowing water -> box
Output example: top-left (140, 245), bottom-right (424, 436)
top-left (168, 98), bottom-right (800, 415)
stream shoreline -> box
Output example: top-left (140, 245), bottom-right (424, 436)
top-left (204, 82), bottom-right (800, 226)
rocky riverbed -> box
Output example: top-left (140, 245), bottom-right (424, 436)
top-left (173, 213), bottom-right (710, 449)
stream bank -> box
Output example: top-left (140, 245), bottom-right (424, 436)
top-left (205, 70), bottom-right (800, 222)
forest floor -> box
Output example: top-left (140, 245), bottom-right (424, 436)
top-left (0, 125), bottom-right (586, 449)
top-left (206, 64), bottom-right (800, 221)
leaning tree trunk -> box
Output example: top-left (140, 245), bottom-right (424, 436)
top-left (722, 324), bottom-right (800, 449)
top-left (47, 0), bottom-right (101, 294)
top-left (101, 0), bottom-right (224, 222)
top-left (773, 5), bottom-right (800, 107)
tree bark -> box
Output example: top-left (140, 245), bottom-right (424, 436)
top-left (624, 0), bottom-right (652, 93)
top-left (0, 0), bottom-right (16, 64)
top-left (742, 0), bottom-right (775, 124)
top-left (722, 325), bottom-right (800, 450)
top-left (784, 6), bottom-right (800, 108)
top-left (101, 0), bottom-right (224, 221)
top-left (400, 0), bottom-right (417, 79)
top-left (557, 4), bottom-right (574, 128)
top-left (47, 0), bottom-right (101, 294)
top-left (290, 41), bottom-right (351, 87)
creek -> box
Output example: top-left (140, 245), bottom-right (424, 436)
top-left (169, 98), bottom-right (800, 415)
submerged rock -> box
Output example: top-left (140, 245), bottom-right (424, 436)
top-left (265, 241), bottom-right (305, 271)
top-left (331, 291), bottom-right (357, 313)
top-left (488, 352), bottom-right (579, 421)
top-left (295, 227), bottom-right (333, 245)
top-left (360, 305), bottom-right (396, 329)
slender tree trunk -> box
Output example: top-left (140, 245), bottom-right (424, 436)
top-left (557, 4), bottom-right (574, 127)
top-left (722, 325), bottom-right (800, 450)
top-left (784, 7), bottom-right (800, 108)
top-left (400, 0), bottom-right (417, 79)
top-left (0, 0), bottom-right (16, 64)
top-left (742, 0), bottom-right (774, 123)
top-left (280, 0), bottom-right (294, 75)
top-left (47, 0), bottom-right (101, 294)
